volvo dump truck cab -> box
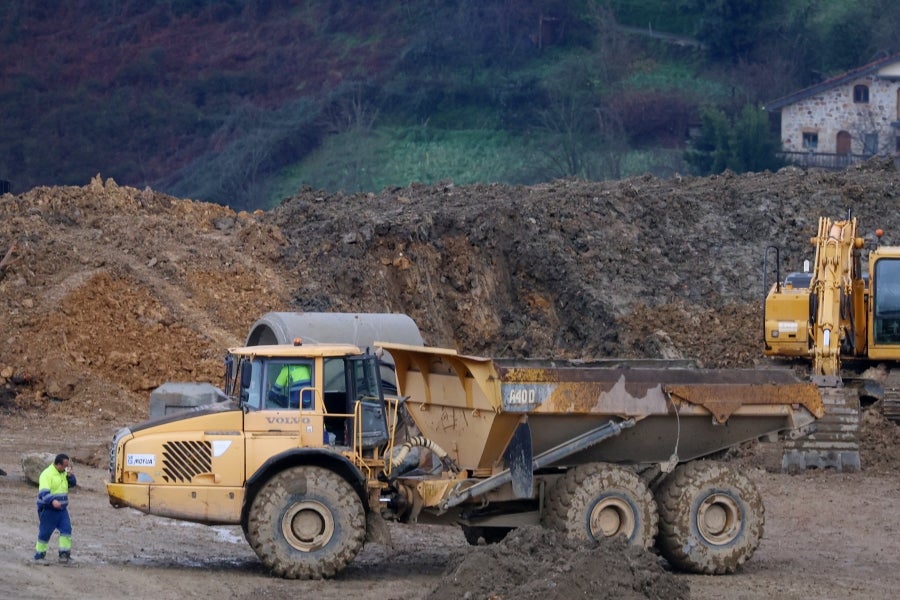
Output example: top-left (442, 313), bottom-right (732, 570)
top-left (108, 340), bottom-right (823, 579)
top-left (108, 340), bottom-right (395, 578)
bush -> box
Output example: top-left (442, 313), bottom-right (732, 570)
top-left (609, 89), bottom-right (697, 146)
top-left (684, 104), bottom-right (783, 175)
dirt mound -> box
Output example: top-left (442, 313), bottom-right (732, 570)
top-left (860, 405), bottom-right (900, 473)
top-left (0, 175), bottom-right (290, 424)
top-left (425, 526), bottom-right (688, 600)
top-left (1, 163), bottom-right (899, 458)
top-left (267, 160), bottom-right (900, 362)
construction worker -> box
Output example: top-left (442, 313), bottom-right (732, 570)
top-left (34, 453), bottom-right (77, 564)
top-left (267, 363), bottom-right (312, 408)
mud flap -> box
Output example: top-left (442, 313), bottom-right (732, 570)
top-left (365, 511), bottom-right (393, 547)
top-left (505, 421), bottom-right (533, 498)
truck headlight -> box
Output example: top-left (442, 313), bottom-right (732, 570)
top-left (109, 427), bottom-right (131, 482)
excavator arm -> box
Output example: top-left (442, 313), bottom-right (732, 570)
top-left (809, 217), bottom-right (864, 379)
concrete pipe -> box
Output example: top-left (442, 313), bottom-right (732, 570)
top-left (245, 312), bottom-right (425, 362)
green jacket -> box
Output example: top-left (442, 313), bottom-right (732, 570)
top-left (37, 463), bottom-right (76, 510)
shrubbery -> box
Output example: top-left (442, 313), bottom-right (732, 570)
top-left (2, 0), bottom-right (895, 205)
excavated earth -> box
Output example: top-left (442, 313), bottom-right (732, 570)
top-left (2, 163), bottom-right (900, 599)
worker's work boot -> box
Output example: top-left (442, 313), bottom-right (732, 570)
top-left (33, 551), bottom-right (47, 565)
top-left (58, 551), bottom-right (70, 564)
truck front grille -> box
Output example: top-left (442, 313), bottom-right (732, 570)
top-left (162, 440), bottom-right (212, 483)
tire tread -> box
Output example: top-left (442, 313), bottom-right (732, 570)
top-left (543, 463), bottom-right (658, 549)
top-left (246, 466), bottom-right (365, 579)
top-left (655, 461), bottom-right (764, 574)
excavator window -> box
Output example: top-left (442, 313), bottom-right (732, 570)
top-left (873, 258), bottom-right (900, 344)
top-left (784, 272), bottom-right (812, 289)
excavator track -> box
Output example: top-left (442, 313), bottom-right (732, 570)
top-left (881, 370), bottom-right (900, 423)
top-left (781, 385), bottom-right (860, 472)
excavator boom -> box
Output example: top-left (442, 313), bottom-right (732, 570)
top-left (808, 217), bottom-right (864, 379)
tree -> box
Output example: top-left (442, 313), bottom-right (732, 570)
top-left (684, 104), bottom-right (782, 175)
top-left (729, 104), bottom-right (783, 172)
top-left (684, 107), bottom-right (731, 175)
top-left (530, 54), bottom-right (601, 178)
top-left (159, 98), bottom-right (323, 210)
top-left (679, 0), bottom-right (783, 62)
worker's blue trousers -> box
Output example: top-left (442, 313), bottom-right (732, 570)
top-left (36, 506), bottom-right (72, 552)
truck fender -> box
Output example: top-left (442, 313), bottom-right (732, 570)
top-left (241, 448), bottom-right (368, 528)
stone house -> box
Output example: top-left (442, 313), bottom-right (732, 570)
top-left (765, 52), bottom-right (900, 169)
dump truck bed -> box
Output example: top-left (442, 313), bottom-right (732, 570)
top-left (380, 343), bottom-right (823, 474)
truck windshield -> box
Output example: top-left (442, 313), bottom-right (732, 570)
top-left (264, 360), bottom-right (315, 410)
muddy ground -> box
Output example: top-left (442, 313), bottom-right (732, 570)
top-left (1, 412), bottom-right (898, 600)
top-left (2, 162), bottom-right (900, 598)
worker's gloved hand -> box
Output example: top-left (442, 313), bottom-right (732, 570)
top-left (267, 389), bottom-right (286, 406)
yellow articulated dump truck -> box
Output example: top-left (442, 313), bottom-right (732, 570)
top-left (107, 340), bottom-right (823, 578)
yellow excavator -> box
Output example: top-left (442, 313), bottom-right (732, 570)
top-left (764, 215), bottom-right (900, 421)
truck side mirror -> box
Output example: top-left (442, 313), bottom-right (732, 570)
top-left (223, 354), bottom-right (234, 393)
top-left (237, 363), bottom-right (253, 410)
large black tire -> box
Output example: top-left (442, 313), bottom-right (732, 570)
top-left (655, 461), bottom-right (764, 574)
top-left (542, 463), bottom-right (658, 549)
top-left (461, 525), bottom-right (513, 546)
top-left (246, 466), bottom-right (365, 579)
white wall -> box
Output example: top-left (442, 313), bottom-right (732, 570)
top-left (780, 74), bottom-right (900, 155)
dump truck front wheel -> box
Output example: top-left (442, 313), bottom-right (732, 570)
top-left (655, 460), bottom-right (764, 574)
top-left (543, 463), bottom-right (658, 549)
top-left (246, 465), bottom-right (365, 579)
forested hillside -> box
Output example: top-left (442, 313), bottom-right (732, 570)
top-left (2, 0), bottom-right (900, 210)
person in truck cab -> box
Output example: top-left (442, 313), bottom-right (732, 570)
top-left (267, 363), bottom-right (312, 409)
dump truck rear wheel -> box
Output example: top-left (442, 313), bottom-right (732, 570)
top-left (246, 466), bottom-right (365, 579)
top-left (542, 463), bottom-right (658, 549)
top-left (461, 525), bottom-right (512, 545)
top-left (655, 461), bottom-right (764, 574)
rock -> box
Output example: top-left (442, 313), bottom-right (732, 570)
top-left (21, 452), bottom-right (56, 484)
top-left (149, 381), bottom-right (229, 419)
top-left (645, 330), bottom-right (683, 360)
top-left (40, 357), bottom-right (80, 401)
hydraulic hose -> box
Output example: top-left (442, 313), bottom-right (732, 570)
top-left (388, 436), bottom-right (460, 475)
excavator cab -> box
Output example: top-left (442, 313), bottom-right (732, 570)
top-left (763, 256), bottom-right (813, 358)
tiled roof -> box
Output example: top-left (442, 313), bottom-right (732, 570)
top-left (765, 52), bottom-right (900, 111)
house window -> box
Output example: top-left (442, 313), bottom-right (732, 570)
top-left (854, 84), bottom-right (870, 103)
top-left (864, 133), bottom-right (879, 155)
top-left (802, 132), bottom-right (819, 150)
top-left (895, 137), bottom-right (900, 153)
